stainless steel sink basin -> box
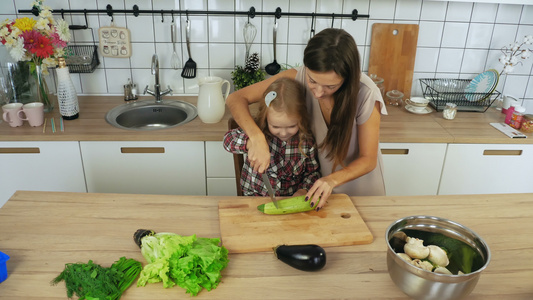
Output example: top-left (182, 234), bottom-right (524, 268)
top-left (105, 99), bottom-right (198, 131)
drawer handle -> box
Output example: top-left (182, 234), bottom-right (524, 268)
top-left (120, 147), bottom-right (165, 154)
top-left (483, 150), bottom-right (522, 156)
top-left (381, 149), bottom-right (409, 155)
top-left (0, 147), bottom-right (40, 154)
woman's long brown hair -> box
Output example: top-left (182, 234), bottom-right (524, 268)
top-left (303, 28), bottom-right (361, 171)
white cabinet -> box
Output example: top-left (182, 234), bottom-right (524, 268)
top-left (380, 143), bottom-right (447, 196)
top-left (0, 141), bottom-right (86, 208)
top-left (438, 144), bottom-right (533, 195)
top-left (80, 141), bottom-right (206, 195)
top-left (205, 141), bottom-right (237, 196)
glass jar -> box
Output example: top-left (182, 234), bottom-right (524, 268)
top-left (443, 103), bottom-right (457, 120)
top-left (385, 90), bottom-right (404, 106)
top-left (520, 114), bottom-right (533, 133)
top-left (509, 105), bottom-right (526, 129)
top-left (369, 74), bottom-right (385, 98)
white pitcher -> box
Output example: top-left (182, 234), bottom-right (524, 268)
top-left (197, 76), bottom-right (230, 123)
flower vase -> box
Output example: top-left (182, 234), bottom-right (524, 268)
top-left (33, 64), bottom-right (54, 112)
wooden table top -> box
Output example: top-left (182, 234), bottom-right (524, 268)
top-left (1, 96), bottom-right (531, 143)
top-left (0, 191), bottom-right (531, 299)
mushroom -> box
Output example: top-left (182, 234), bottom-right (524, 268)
top-left (427, 245), bottom-right (449, 267)
top-left (404, 237), bottom-right (429, 259)
top-left (397, 253), bottom-right (413, 263)
top-left (434, 266), bottom-right (453, 275)
top-left (412, 259), bottom-right (433, 271)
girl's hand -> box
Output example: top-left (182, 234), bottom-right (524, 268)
top-left (247, 134), bottom-right (271, 173)
top-left (305, 177), bottom-right (336, 211)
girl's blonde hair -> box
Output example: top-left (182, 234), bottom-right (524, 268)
top-left (255, 77), bottom-right (312, 151)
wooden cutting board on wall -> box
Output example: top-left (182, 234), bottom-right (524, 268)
top-left (218, 194), bottom-right (373, 253)
top-left (368, 23), bottom-right (419, 99)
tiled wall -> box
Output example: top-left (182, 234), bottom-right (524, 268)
top-left (3, 0), bottom-right (533, 112)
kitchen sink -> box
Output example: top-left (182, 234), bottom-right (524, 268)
top-left (105, 99), bottom-right (198, 131)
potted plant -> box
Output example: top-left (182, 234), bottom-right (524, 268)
top-left (231, 52), bottom-right (265, 90)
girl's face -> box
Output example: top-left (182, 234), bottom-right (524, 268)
top-left (306, 68), bottom-right (344, 100)
top-left (267, 107), bottom-right (300, 142)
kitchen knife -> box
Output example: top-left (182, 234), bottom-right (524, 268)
top-left (261, 173), bottom-right (279, 209)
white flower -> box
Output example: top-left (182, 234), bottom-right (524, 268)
top-left (525, 35), bottom-right (533, 45)
top-left (9, 38), bottom-right (26, 61)
top-left (40, 9), bottom-right (52, 18)
top-left (35, 17), bottom-right (49, 30)
top-left (502, 64), bottom-right (514, 74)
top-left (55, 18), bottom-right (71, 42)
top-left (511, 43), bottom-right (520, 51)
top-left (521, 50), bottom-right (531, 59)
top-left (499, 54), bottom-right (510, 64)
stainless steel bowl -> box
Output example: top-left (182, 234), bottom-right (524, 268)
top-left (386, 215), bottom-right (490, 300)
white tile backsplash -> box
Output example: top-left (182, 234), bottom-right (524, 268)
top-left (420, 1), bottom-right (447, 21)
top-left (445, 2), bottom-right (473, 22)
top-left (472, 3), bottom-right (498, 23)
top-left (441, 22), bottom-right (469, 48)
top-left (395, 0), bottom-right (422, 21)
top-left (437, 48), bottom-right (464, 73)
top-left (418, 21), bottom-right (444, 47)
top-left (496, 4), bottom-right (524, 24)
top-left (465, 23), bottom-right (494, 49)
top-left (4, 0), bottom-right (532, 110)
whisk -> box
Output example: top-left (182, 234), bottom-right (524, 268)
top-left (243, 21), bottom-right (257, 63)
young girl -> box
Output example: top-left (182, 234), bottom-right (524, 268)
top-left (223, 77), bottom-right (321, 197)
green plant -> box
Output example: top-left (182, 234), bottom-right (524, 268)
top-left (231, 52), bottom-right (265, 90)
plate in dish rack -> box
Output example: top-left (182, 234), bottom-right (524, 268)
top-left (464, 69), bottom-right (499, 102)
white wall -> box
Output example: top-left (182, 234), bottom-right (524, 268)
top-left (3, 0), bottom-right (533, 112)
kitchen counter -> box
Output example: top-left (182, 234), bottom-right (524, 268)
top-left (0, 96), bottom-right (531, 143)
top-left (0, 191), bottom-right (531, 299)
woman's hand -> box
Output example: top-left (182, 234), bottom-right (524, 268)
top-left (305, 177), bottom-right (336, 211)
top-left (247, 134), bottom-right (271, 173)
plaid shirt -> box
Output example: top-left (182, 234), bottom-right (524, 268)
top-left (223, 128), bottom-right (321, 197)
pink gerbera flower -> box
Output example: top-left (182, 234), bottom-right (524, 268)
top-left (21, 30), bottom-right (43, 51)
top-left (49, 32), bottom-right (67, 48)
top-left (31, 35), bottom-right (54, 59)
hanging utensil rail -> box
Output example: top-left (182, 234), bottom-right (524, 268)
top-left (19, 5), bottom-right (369, 21)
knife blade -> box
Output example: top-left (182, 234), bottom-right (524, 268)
top-left (261, 173), bottom-right (278, 209)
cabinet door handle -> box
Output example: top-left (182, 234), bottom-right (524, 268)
top-left (0, 147), bottom-right (40, 154)
top-left (483, 150), bottom-right (522, 156)
top-left (381, 149), bottom-right (409, 155)
top-left (120, 147), bottom-right (165, 154)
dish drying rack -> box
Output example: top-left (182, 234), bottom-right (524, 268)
top-left (419, 78), bottom-right (500, 112)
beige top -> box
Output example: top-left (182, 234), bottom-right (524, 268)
top-left (295, 67), bottom-right (388, 196)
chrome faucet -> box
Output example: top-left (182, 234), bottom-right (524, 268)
top-left (144, 54), bottom-right (172, 102)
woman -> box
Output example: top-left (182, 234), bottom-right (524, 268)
top-left (226, 28), bottom-right (387, 210)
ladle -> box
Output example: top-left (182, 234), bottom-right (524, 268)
top-left (265, 20), bottom-right (281, 75)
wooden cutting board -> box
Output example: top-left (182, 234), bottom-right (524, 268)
top-left (218, 194), bottom-right (373, 253)
top-left (368, 23), bottom-right (419, 99)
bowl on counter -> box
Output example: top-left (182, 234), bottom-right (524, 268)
top-left (386, 215), bottom-right (490, 300)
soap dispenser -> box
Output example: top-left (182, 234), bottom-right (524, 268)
top-left (56, 57), bottom-right (79, 120)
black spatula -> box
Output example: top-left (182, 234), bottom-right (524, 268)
top-left (181, 18), bottom-right (196, 79)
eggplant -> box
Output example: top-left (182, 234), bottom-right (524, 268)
top-left (274, 244), bottom-right (326, 271)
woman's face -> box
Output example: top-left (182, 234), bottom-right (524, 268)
top-left (267, 108), bottom-right (300, 142)
top-left (306, 68), bottom-right (344, 100)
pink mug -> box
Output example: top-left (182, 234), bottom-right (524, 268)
top-left (17, 102), bottom-right (44, 127)
top-left (2, 103), bottom-right (23, 127)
